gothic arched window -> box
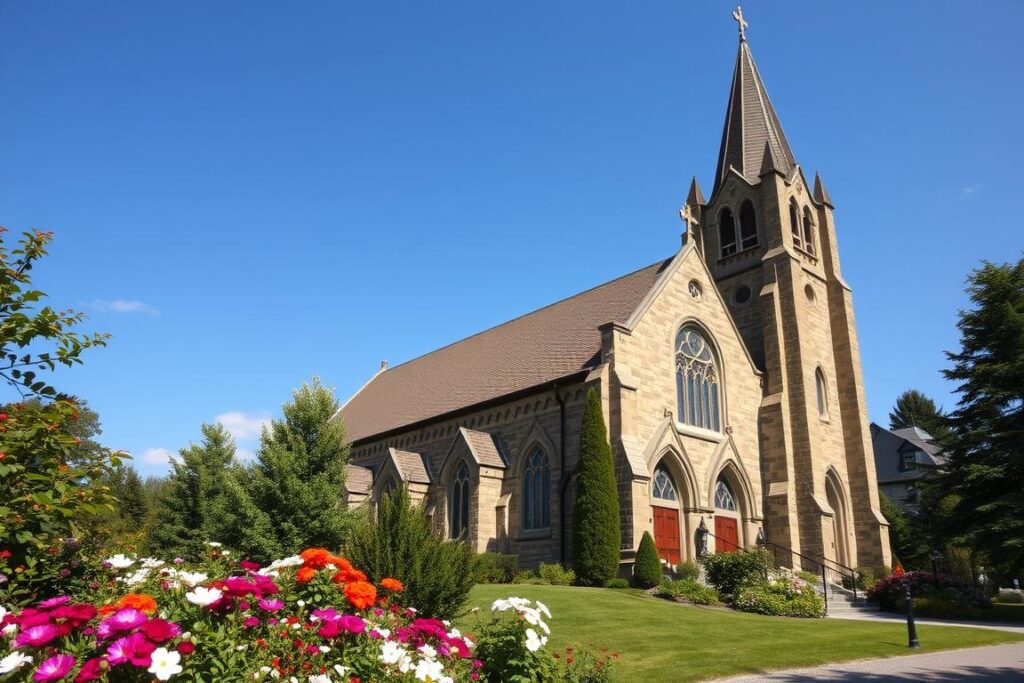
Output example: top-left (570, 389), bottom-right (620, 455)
top-left (715, 478), bottom-right (737, 511)
top-left (802, 207), bottom-right (816, 255)
top-left (522, 448), bottom-right (551, 530)
top-left (450, 462), bottom-right (471, 538)
top-left (719, 208), bottom-right (737, 257)
top-left (739, 200), bottom-right (758, 250)
top-left (652, 465), bottom-right (678, 502)
top-left (675, 327), bottom-right (721, 432)
top-left (815, 368), bottom-right (829, 419)
top-left (789, 199), bottom-right (802, 249)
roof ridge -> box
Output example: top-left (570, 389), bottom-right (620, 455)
top-left (377, 257), bottom-right (672, 375)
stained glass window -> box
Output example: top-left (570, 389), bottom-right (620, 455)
top-left (652, 465), bottom-right (677, 502)
top-left (715, 478), bottom-right (737, 511)
top-left (522, 448), bottom-right (551, 530)
top-left (450, 462), bottom-right (470, 538)
top-left (675, 327), bottom-right (721, 432)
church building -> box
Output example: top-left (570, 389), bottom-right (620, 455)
top-left (339, 14), bottom-right (891, 574)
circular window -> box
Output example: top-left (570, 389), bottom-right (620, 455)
top-left (688, 280), bottom-right (703, 300)
top-left (805, 284), bottom-right (816, 306)
top-left (734, 285), bottom-right (752, 305)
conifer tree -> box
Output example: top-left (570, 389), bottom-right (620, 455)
top-left (888, 389), bottom-right (949, 440)
top-left (632, 531), bottom-right (662, 588)
top-left (572, 389), bottom-right (621, 586)
top-left (246, 377), bottom-right (356, 555)
top-left (110, 464), bottom-right (149, 527)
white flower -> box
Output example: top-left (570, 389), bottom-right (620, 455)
top-left (291, 623), bottom-right (301, 630)
top-left (522, 608), bottom-right (542, 626)
top-left (174, 571), bottom-right (208, 587)
top-left (332, 664), bottom-right (347, 678)
top-left (535, 600), bottom-right (552, 618)
top-left (0, 651), bottom-right (32, 674)
top-left (2, 623), bottom-right (17, 638)
top-left (308, 676), bottom-right (331, 683)
top-left (141, 557), bottom-right (166, 569)
top-left (148, 647), bottom-right (183, 681)
top-left (538, 619), bottom-right (550, 635)
top-left (380, 640), bottom-right (406, 665)
top-left (375, 627), bottom-right (391, 639)
top-left (222, 550), bottom-right (231, 556)
top-left (414, 658), bottom-right (445, 682)
top-left (205, 541), bottom-right (223, 547)
top-left (185, 586), bottom-right (223, 606)
top-left (318, 646), bottom-right (330, 654)
top-left (0, 606), bottom-right (6, 622)
top-left (417, 644), bottom-right (437, 659)
top-left (119, 568), bottom-right (151, 586)
top-left (105, 553), bottom-right (135, 569)
top-left (490, 599), bottom-right (509, 611)
top-left (296, 600), bottom-right (305, 607)
top-left (524, 628), bottom-right (546, 652)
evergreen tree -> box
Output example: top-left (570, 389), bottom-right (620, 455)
top-left (109, 464), bottom-right (149, 527)
top-left (572, 389), bottom-right (621, 586)
top-left (878, 492), bottom-right (927, 569)
top-left (888, 389), bottom-right (949, 440)
top-left (632, 531), bottom-right (662, 588)
top-left (246, 377), bottom-right (355, 555)
top-left (936, 257), bottom-right (1024, 577)
top-left (145, 423), bottom-right (241, 560)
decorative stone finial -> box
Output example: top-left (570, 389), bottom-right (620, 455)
top-left (732, 6), bottom-right (748, 42)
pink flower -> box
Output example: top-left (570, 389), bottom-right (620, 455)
top-left (37, 596), bottom-right (71, 610)
top-left (33, 653), bottom-right (76, 681)
top-left (106, 633), bottom-right (155, 667)
top-left (239, 560), bottom-right (261, 572)
top-left (73, 658), bottom-right (104, 683)
top-left (15, 624), bottom-right (60, 648)
top-left (311, 608), bottom-right (338, 622)
top-left (317, 621), bottom-right (341, 638)
top-left (102, 608), bottom-right (148, 633)
top-left (257, 598), bottom-right (284, 612)
top-left (243, 617), bottom-right (261, 629)
top-left (338, 615), bottom-right (365, 634)
top-left (139, 619), bottom-right (181, 643)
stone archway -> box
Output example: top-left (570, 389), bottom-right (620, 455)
top-left (825, 471), bottom-right (851, 568)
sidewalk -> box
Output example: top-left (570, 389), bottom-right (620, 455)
top-left (714, 642), bottom-right (1024, 681)
top-left (827, 607), bottom-right (1024, 634)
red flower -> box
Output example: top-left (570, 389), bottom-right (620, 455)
top-left (177, 642), bottom-right (195, 656)
top-left (140, 618), bottom-right (181, 643)
top-left (0, 550), bottom-right (11, 559)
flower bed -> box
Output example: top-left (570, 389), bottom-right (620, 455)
top-left (0, 546), bottom-right (481, 682)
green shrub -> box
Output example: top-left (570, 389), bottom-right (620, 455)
top-left (797, 570), bottom-right (821, 586)
top-left (475, 552), bottom-right (519, 584)
top-left (538, 563), bottom-right (576, 586)
top-left (572, 389), bottom-right (621, 587)
top-left (345, 486), bottom-right (475, 619)
top-left (512, 570), bottom-right (544, 585)
top-left (841, 566), bottom-right (875, 591)
top-left (701, 549), bottom-right (768, 596)
top-left (734, 577), bottom-right (825, 617)
top-left (995, 590), bottom-right (1024, 604)
top-left (911, 596), bottom-right (989, 620)
top-left (658, 579), bottom-right (719, 605)
top-left (675, 560), bottom-right (700, 581)
top-left (632, 532), bottom-right (662, 588)
top-left (605, 578), bottom-right (630, 589)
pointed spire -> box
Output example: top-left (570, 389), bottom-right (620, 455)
top-left (759, 140), bottom-right (782, 177)
top-left (686, 176), bottom-right (706, 207)
top-left (714, 32), bottom-right (797, 193)
top-left (813, 173), bottom-right (834, 208)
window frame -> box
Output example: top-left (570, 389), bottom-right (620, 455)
top-left (449, 462), bottom-right (471, 539)
top-left (522, 447), bottom-right (551, 531)
top-left (674, 326), bottom-right (723, 433)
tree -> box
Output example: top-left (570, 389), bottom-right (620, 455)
top-left (632, 531), bottom-right (662, 588)
top-left (888, 390), bottom-right (949, 440)
top-left (572, 389), bottom-right (621, 586)
top-left (878, 492), bottom-right (926, 569)
top-left (107, 464), bottom-right (149, 527)
top-left (935, 256), bottom-right (1024, 578)
top-left (246, 377), bottom-right (356, 556)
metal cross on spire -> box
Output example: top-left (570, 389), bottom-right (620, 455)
top-left (732, 6), bottom-right (748, 42)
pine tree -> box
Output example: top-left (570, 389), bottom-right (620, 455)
top-left (936, 257), bottom-right (1024, 577)
top-left (110, 464), bottom-right (149, 527)
top-left (888, 389), bottom-right (949, 440)
top-left (572, 389), bottom-right (621, 586)
top-left (246, 377), bottom-right (356, 555)
top-left (632, 531), bottom-right (662, 588)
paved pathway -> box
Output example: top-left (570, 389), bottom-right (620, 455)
top-left (714, 642), bottom-right (1024, 682)
top-left (827, 608), bottom-right (1024, 634)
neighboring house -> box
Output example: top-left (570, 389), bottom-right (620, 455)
top-left (336, 17), bottom-right (892, 574)
top-left (870, 424), bottom-right (945, 514)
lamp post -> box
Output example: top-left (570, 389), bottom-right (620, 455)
top-left (696, 517), bottom-right (709, 559)
top-left (903, 577), bottom-right (921, 649)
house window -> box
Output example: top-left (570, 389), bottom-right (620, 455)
top-left (522, 448), bottom-right (551, 530)
top-left (802, 207), bottom-right (816, 255)
top-left (815, 368), bottom-right (828, 419)
top-left (675, 327), bottom-right (721, 432)
top-left (902, 451), bottom-right (918, 472)
top-left (652, 465), bottom-right (678, 502)
top-left (719, 208), bottom-right (737, 257)
top-left (715, 479), bottom-right (737, 511)
top-left (739, 200), bottom-right (758, 250)
top-left (789, 199), bottom-right (802, 249)
top-left (450, 462), bottom-right (471, 538)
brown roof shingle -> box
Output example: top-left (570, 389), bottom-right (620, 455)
top-left (340, 258), bottom-right (671, 443)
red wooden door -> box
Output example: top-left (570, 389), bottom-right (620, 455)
top-left (715, 516), bottom-right (740, 553)
top-left (652, 506), bottom-right (681, 564)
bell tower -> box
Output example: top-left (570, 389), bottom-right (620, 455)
top-left (684, 9), bottom-right (891, 571)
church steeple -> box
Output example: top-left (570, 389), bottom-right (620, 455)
top-left (714, 18), bottom-right (796, 193)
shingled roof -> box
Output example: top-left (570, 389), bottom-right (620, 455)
top-left (339, 257), bottom-right (673, 443)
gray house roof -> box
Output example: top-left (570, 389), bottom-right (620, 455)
top-left (870, 423), bottom-right (945, 485)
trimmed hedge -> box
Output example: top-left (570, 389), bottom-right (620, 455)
top-left (675, 561), bottom-right (700, 581)
top-left (996, 591), bottom-right (1024, 604)
top-left (658, 579), bottom-right (719, 605)
top-left (474, 552), bottom-right (519, 584)
top-left (701, 550), bottom-right (768, 596)
top-left (605, 578), bottom-right (630, 589)
top-left (538, 563), bottom-right (576, 586)
top-left (734, 577), bottom-right (825, 618)
top-left (633, 532), bottom-right (662, 588)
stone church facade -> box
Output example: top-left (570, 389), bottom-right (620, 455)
top-left (338, 23), bottom-right (891, 574)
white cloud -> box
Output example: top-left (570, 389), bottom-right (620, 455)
top-left (91, 299), bottom-right (159, 315)
top-left (216, 411), bottom-right (272, 441)
top-left (236, 447), bottom-right (257, 462)
top-left (141, 447), bottom-right (175, 465)
top-left (961, 183), bottom-right (982, 199)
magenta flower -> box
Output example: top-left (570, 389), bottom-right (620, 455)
top-left (243, 616), bottom-right (261, 629)
top-left (338, 615), bottom-right (365, 634)
top-left (73, 658), bottom-right (103, 683)
top-left (311, 608), bottom-right (338, 622)
top-left (102, 608), bottom-right (148, 633)
top-left (37, 596), bottom-right (71, 610)
top-left (33, 653), bottom-right (76, 681)
top-left (139, 619), bottom-right (181, 643)
top-left (239, 560), bottom-right (261, 572)
top-left (257, 598), bottom-right (284, 612)
top-left (15, 624), bottom-right (60, 648)
top-left (106, 633), bottom-right (154, 666)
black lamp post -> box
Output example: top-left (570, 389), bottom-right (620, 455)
top-left (696, 517), bottom-right (709, 558)
top-left (903, 577), bottom-right (921, 649)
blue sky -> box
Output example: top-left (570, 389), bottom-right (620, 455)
top-left (2, 1), bottom-right (1021, 476)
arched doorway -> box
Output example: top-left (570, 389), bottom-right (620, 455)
top-left (825, 473), bottom-right (850, 568)
top-left (651, 463), bottom-right (682, 564)
top-left (714, 477), bottom-right (742, 552)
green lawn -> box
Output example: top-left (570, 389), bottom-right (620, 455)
top-left (461, 585), bottom-right (1024, 682)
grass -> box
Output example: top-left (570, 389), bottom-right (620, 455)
top-left (461, 584), bottom-right (1024, 682)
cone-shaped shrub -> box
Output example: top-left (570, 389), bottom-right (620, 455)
top-left (572, 389), bottom-right (621, 586)
top-left (633, 531), bottom-right (662, 588)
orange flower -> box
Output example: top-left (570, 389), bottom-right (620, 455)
top-left (296, 567), bottom-right (317, 584)
top-left (344, 581), bottom-right (377, 610)
top-left (380, 578), bottom-right (404, 592)
top-left (299, 548), bottom-right (332, 569)
top-left (331, 566), bottom-right (368, 585)
top-left (118, 593), bottom-right (157, 614)
top-left (97, 604), bottom-right (119, 617)
top-left (328, 555), bottom-right (353, 571)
